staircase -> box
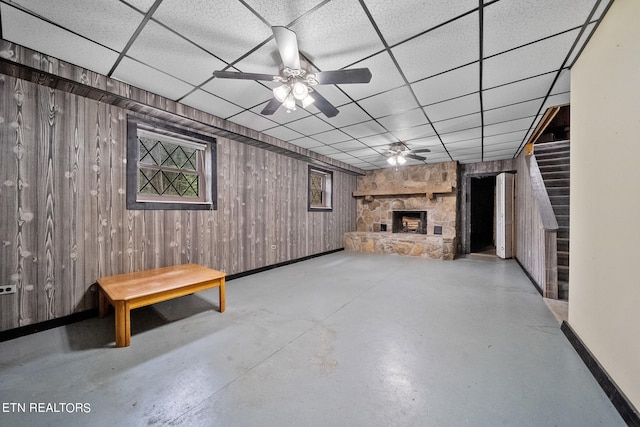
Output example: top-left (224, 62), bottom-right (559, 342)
top-left (535, 140), bottom-right (570, 300)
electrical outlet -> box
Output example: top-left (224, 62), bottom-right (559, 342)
top-left (0, 284), bottom-right (16, 295)
top-left (271, 245), bottom-right (277, 250)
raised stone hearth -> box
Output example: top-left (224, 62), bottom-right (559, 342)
top-left (344, 232), bottom-right (455, 260)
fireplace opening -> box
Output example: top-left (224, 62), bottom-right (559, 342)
top-left (392, 211), bottom-right (427, 234)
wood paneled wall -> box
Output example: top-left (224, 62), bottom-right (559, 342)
top-left (0, 75), bottom-right (357, 331)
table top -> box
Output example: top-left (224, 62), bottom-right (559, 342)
top-left (97, 264), bottom-right (226, 301)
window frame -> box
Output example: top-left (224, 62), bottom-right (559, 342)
top-left (126, 117), bottom-right (217, 210)
top-left (308, 165), bottom-right (333, 212)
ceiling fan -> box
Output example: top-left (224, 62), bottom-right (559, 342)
top-left (384, 142), bottom-right (431, 166)
top-left (212, 26), bottom-right (372, 118)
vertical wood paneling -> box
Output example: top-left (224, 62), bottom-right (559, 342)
top-left (0, 75), bottom-right (358, 332)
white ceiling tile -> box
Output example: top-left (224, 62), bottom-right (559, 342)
top-left (127, 21), bottom-right (226, 86)
top-left (483, 0), bottom-right (597, 57)
top-left (392, 12), bottom-right (479, 82)
top-left (125, 0), bottom-right (157, 13)
top-left (262, 126), bottom-right (304, 141)
top-left (424, 94), bottom-right (480, 122)
top-left (112, 57), bottom-right (195, 100)
top-left (406, 136), bottom-right (442, 150)
top-left (0, 4), bottom-right (119, 75)
top-left (484, 117), bottom-right (533, 137)
top-left (202, 78), bottom-right (274, 109)
top-left (543, 93), bottom-right (571, 110)
top-left (311, 145), bottom-right (342, 155)
top-left (483, 73), bottom-right (556, 109)
top-left (364, 0), bottom-right (478, 46)
top-left (359, 133), bottom-right (400, 147)
top-left (327, 152), bottom-right (356, 161)
top-left (447, 139), bottom-right (481, 150)
top-left (330, 140), bottom-right (369, 151)
top-left (311, 130), bottom-right (352, 144)
top-left (483, 99), bottom-right (543, 126)
top-left (358, 86), bottom-right (421, 118)
top-left (339, 52), bottom-right (406, 101)
top-left (154, 0), bottom-right (272, 64)
top-left (433, 113), bottom-right (481, 134)
top-left (347, 147), bottom-right (384, 158)
top-left (230, 39), bottom-right (287, 76)
top-left (228, 111), bottom-right (277, 132)
top-left (288, 0), bottom-right (385, 71)
top-left (551, 69), bottom-right (571, 95)
top-left (180, 88), bottom-right (244, 118)
top-left (8, 0), bottom-right (144, 51)
top-left (378, 109), bottom-right (428, 132)
top-left (242, 0), bottom-right (326, 26)
top-left (440, 127), bottom-right (482, 144)
top-left (393, 124), bottom-right (437, 142)
top-left (483, 29), bottom-right (580, 88)
top-left (286, 115), bottom-right (333, 135)
top-left (321, 103), bottom-right (371, 128)
top-left (484, 131), bottom-right (527, 146)
top-left (412, 63), bottom-right (479, 105)
top-left (289, 137), bottom-right (324, 149)
top-left (341, 120), bottom-right (387, 138)
top-left (308, 85), bottom-right (353, 111)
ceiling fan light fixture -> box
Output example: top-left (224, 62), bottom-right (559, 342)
top-left (387, 156), bottom-right (397, 166)
top-left (273, 84), bottom-right (290, 102)
top-left (283, 93), bottom-right (296, 111)
top-left (397, 155), bottom-right (407, 165)
top-left (301, 94), bottom-right (314, 108)
top-left (292, 81), bottom-right (309, 100)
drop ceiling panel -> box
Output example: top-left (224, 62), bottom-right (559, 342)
top-left (289, 137), bottom-right (324, 149)
top-left (392, 12), bottom-right (479, 82)
top-left (347, 147), bottom-right (384, 158)
top-left (338, 52), bottom-right (406, 101)
top-left (289, 0), bottom-right (385, 71)
top-left (484, 131), bottom-right (527, 146)
top-left (330, 140), bottom-right (369, 152)
top-left (228, 111), bottom-right (277, 132)
top-left (483, 73), bottom-right (556, 110)
top-left (364, 0), bottom-right (478, 46)
top-left (153, 0), bottom-right (272, 64)
top-left (551, 69), bottom-right (571, 95)
top-left (484, 117), bottom-right (533, 137)
top-left (7, 0), bottom-right (144, 51)
top-left (341, 120), bottom-right (388, 139)
top-left (127, 21), bottom-right (226, 86)
top-left (432, 113), bottom-right (481, 135)
top-left (0, 4), bottom-right (119, 75)
top-left (483, 0), bottom-right (597, 57)
top-left (202, 78), bottom-right (274, 109)
top-left (180, 89), bottom-right (244, 119)
top-left (358, 86), bottom-right (421, 119)
top-left (242, 0), bottom-right (326, 26)
top-left (321, 103), bottom-right (371, 128)
top-left (412, 63), bottom-right (479, 105)
top-left (394, 125), bottom-right (437, 142)
top-left (311, 130), bottom-right (352, 144)
top-left (262, 126), bottom-right (303, 141)
top-left (567, 22), bottom-right (597, 66)
top-left (126, 0), bottom-right (157, 13)
top-left (358, 133), bottom-right (400, 147)
top-left (327, 152), bottom-right (357, 161)
top-left (286, 115), bottom-right (334, 135)
top-left (543, 93), bottom-right (571, 110)
top-left (378, 109), bottom-right (429, 132)
top-left (440, 127), bottom-right (482, 144)
top-left (310, 145), bottom-right (342, 155)
top-left (424, 94), bottom-right (480, 122)
top-left (112, 57), bottom-right (195, 100)
top-left (483, 29), bottom-right (580, 88)
top-left (483, 99), bottom-right (542, 126)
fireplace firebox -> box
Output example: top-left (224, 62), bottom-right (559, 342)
top-left (392, 210), bottom-right (427, 234)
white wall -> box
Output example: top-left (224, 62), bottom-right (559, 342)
top-left (570, 0), bottom-right (640, 409)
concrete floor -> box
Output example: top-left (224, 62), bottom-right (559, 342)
top-left (0, 252), bottom-right (624, 426)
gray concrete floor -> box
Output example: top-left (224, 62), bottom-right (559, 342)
top-left (0, 252), bottom-right (624, 426)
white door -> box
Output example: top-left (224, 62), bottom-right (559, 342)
top-left (496, 173), bottom-right (514, 259)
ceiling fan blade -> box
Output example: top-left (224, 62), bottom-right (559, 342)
top-left (213, 70), bottom-right (278, 81)
top-left (309, 90), bottom-right (339, 117)
top-left (272, 26), bottom-right (301, 70)
top-left (314, 68), bottom-right (373, 85)
top-left (261, 97), bottom-right (282, 115)
top-left (410, 148), bottom-right (431, 153)
top-left (406, 154), bottom-right (427, 161)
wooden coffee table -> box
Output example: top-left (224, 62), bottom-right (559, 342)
top-left (97, 264), bottom-right (226, 347)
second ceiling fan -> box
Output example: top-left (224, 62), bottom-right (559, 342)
top-left (213, 26), bottom-right (372, 118)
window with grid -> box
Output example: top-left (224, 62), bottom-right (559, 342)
top-left (308, 166), bottom-right (333, 211)
top-left (127, 117), bottom-right (216, 210)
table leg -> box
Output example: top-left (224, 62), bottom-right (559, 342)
top-left (114, 301), bottom-right (131, 347)
top-left (219, 278), bottom-right (226, 313)
top-left (98, 289), bottom-right (109, 318)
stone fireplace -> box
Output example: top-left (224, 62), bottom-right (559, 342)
top-left (344, 161), bottom-right (457, 260)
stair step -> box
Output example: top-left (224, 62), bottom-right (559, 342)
top-left (535, 149), bottom-right (571, 159)
top-left (556, 215), bottom-right (570, 227)
top-left (543, 178), bottom-right (570, 187)
top-left (535, 141), bottom-right (570, 151)
top-left (538, 163), bottom-right (570, 173)
top-left (547, 187), bottom-right (570, 197)
top-left (558, 265), bottom-right (570, 282)
top-left (558, 280), bottom-right (569, 301)
top-left (558, 226), bottom-right (570, 239)
top-left (558, 250), bottom-right (569, 266)
top-left (541, 170), bottom-right (570, 180)
top-left (558, 238), bottom-right (569, 252)
top-left (553, 205), bottom-right (570, 216)
top-left (536, 155), bottom-right (570, 164)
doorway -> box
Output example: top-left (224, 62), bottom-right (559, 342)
top-left (470, 176), bottom-right (496, 254)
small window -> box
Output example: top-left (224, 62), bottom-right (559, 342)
top-left (308, 166), bottom-right (333, 211)
top-left (127, 117), bottom-right (216, 210)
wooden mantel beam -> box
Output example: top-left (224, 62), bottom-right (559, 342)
top-left (352, 185), bottom-right (453, 198)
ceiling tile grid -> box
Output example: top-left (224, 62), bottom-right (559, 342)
top-left (0, 0), bottom-right (614, 168)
